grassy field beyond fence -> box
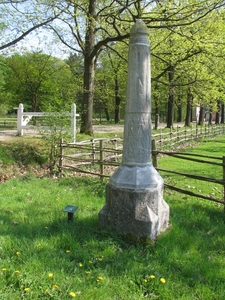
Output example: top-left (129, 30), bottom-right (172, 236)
top-left (0, 117), bottom-right (17, 129)
top-left (0, 135), bottom-right (225, 299)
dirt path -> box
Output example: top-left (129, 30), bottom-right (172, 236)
top-left (0, 125), bottom-right (125, 140)
top-left (0, 122), bottom-right (190, 140)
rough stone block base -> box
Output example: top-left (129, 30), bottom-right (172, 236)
top-left (99, 183), bottom-right (169, 240)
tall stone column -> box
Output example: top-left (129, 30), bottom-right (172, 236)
top-left (98, 20), bottom-right (169, 240)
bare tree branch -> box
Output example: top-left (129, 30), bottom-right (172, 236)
top-left (0, 6), bottom-right (68, 51)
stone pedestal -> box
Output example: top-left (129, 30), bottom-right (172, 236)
top-left (99, 164), bottom-right (169, 240)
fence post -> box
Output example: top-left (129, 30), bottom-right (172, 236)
top-left (177, 125), bottom-right (179, 145)
top-left (151, 139), bottom-right (158, 168)
top-left (59, 138), bottom-right (64, 176)
top-left (71, 103), bottom-right (76, 143)
top-left (100, 140), bottom-right (104, 178)
top-left (17, 103), bottom-right (24, 136)
top-left (91, 139), bottom-right (96, 162)
top-left (114, 138), bottom-right (118, 162)
top-left (160, 128), bottom-right (162, 150)
top-left (170, 126), bottom-right (172, 149)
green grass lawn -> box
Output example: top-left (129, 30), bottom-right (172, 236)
top-left (158, 136), bottom-right (225, 202)
top-left (0, 136), bottom-right (225, 299)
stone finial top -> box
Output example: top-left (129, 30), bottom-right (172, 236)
top-left (130, 19), bottom-right (148, 36)
top-left (129, 20), bottom-right (150, 46)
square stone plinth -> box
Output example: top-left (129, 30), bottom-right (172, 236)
top-left (99, 183), bottom-right (169, 240)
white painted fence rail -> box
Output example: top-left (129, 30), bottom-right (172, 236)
top-left (15, 103), bottom-right (79, 142)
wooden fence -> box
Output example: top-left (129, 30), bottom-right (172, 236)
top-left (58, 123), bottom-right (225, 208)
top-left (59, 138), bottom-right (123, 178)
top-left (154, 123), bottom-right (225, 150)
top-left (151, 149), bottom-right (225, 208)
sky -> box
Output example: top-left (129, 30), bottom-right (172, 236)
top-left (2, 28), bottom-right (70, 59)
top-left (0, 1), bottom-right (70, 59)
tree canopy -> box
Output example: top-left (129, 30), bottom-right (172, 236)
top-left (1, 0), bottom-right (225, 130)
top-left (1, 52), bottom-right (76, 112)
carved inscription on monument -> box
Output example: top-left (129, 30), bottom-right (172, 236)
top-left (123, 114), bottom-right (151, 164)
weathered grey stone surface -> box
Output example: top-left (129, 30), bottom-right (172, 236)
top-left (98, 20), bottom-right (170, 240)
top-left (99, 182), bottom-right (169, 240)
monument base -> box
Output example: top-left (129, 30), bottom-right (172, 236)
top-left (99, 180), bottom-right (170, 240)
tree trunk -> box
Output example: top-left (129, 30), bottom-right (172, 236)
top-left (208, 108), bottom-right (213, 125)
top-left (198, 105), bottom-right (204, 125)
top-left (114, 75), bottom-right (120, 124)
top-left (166, 65), bottom-right (175, 128)
top-left (154, 106), bottom-right (159, 130)
top-left (177, 102), bottom-right (182, 122)
top-left (215, 100), bottom-right (220, 124)
top-left (80, 0), bottom-right (96, 135)
top-left (185, 87), bottom-right (192, 126)
top-left (153, 84), bottom-right (160, 129)
top-left (221, 103), bottom-right (224, 124)
top-left (105, 106), bottom-right (110, 121)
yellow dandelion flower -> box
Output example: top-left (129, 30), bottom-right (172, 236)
top-left (15, 270), bottom-right (20, 275)
top-left (143, 279), bottom-right (148, 283)
top-left (98, 257), bottom-right (103, 262)
top-left (24, 287), bottom-right (30, 292)
top-left (48, 273), bottom-right (54, 278)
top-left (16, 251), bottom-right (20, 255)
top-left (97, 276), bottom-right (103, 281)
top-left (2, 268), bottom-right (7, 271)
top-left (66, 250), bottom-right (70, 253)
top-left (160, 278), bottom-right (166, 284)
top-left (150, 275), bottom-right (155, 279)
top-left (52, 284), bottom-right (59, 289)
top-left (69, 291), bottom-right (76, 298)
top-left (79, 263), bottom-right (83, 267)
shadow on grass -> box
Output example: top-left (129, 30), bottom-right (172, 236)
top-left (1, 180), bottom-right (225, 299)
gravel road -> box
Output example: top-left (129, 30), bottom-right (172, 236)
top-left (0, 125), bottom-right (125, 140)
top-left (0, 122), bottom-right (189, 140)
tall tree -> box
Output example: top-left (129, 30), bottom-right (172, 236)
top-left (1, 0), bottom-right (225, 133)
top-left (151, 3), bottom-right (225, 128)
top-left (103, 44), bottom-right (128, 123)
top-left (3, 52), bottom-right (74, 111)
top-left (46, 0), bottom-right (225, 133)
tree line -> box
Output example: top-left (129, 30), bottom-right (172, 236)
top-left (0, 0), bottom-right (225, 134)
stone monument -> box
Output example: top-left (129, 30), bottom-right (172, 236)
top-left (98, 20), bottom-right (170, 240)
